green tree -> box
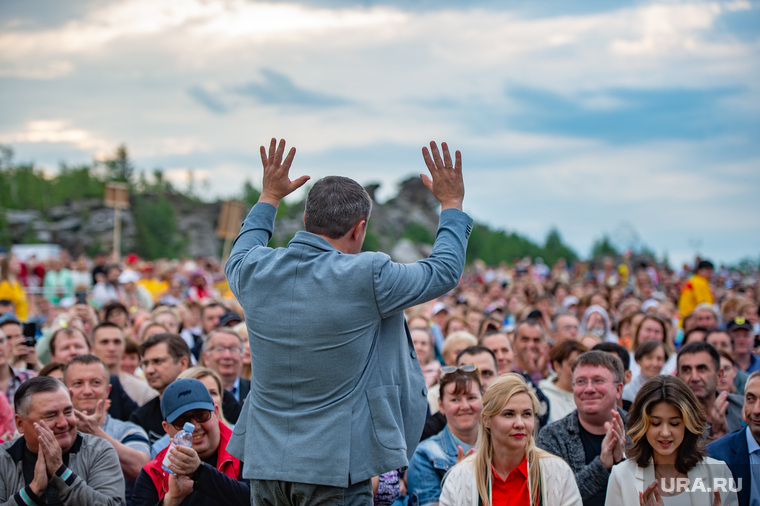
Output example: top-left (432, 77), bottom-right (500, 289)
top-left (102, 144), bottom-right (134, 184)
top-left (591, 234), bottom-right (619, 258)
top-left (402, 222), bottom-right (434, 245)
top-left (241, 180), bottom-right (261, 207)
top-left (542, 228), bottom-right (577, 266)
top-left (132, 195), bottom-right (185, 259)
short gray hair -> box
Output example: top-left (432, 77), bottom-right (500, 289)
top-left (203, 327), bottom-right (244, 353)
top-left (14, 376), bottom-right (68, 417)
top-left (304, 176), bottom-right (372, 239)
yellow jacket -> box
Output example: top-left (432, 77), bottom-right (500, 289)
top-left (0, 280), bottom-right (27, 320)
top-left (678, 273), bottom-right (713, 318)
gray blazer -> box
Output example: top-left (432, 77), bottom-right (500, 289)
top-left (225, 202), bottom-right (472, 488)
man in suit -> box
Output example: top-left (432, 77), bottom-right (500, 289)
top-left (707, 370), bottom-right (760, 506)
top-left (202, 327), bottom-right (250, 402)
top-left (225, 138), bottom-right (471, 504)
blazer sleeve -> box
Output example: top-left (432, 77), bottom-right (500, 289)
top-left (225, 202), bottom-right (277, 296)
top-left (604, 463), bottom-right (626, 506)
top-left (372, 209), bottom-right (472, 318)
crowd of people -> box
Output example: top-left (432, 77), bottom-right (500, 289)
top-left (0, 245), bottom-right (758, 505)
top-left (0, 138), bottom-right (759, 505)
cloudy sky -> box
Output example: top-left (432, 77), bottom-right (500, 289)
top-left (1, 0), bottom-right (758, 267)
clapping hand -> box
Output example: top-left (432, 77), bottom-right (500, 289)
top-left (639, 481), bottom-right (663, 506)
top-left (709, 391), bottom-right (729, 440)
top-left (600, 409), bottom-right (625, 470)
top-left (34, 421), bottom-right (63, 477)
top-left (73, 399), bottom-right (108, 434)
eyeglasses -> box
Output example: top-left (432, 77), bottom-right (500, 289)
top-left (208, 345), bottom-right (243, 355)
top-left (440, 364), bottom-right (479, 378)
top-left (573, 378), bottom-right (614, 388)
top-left (140, 355), bottom-right (174, 369)
top-left (719, 365), bottom-right (735, 373)
top-left (172, 409), bottom-right (212, 430)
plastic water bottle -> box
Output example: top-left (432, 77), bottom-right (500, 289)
top-left (161, 422), bottom-right (195, 474)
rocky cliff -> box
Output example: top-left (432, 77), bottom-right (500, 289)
top-left (3, 177), bottom-right (441, 262)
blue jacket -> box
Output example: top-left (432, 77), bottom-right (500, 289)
top-left (707, 428), bottom-right (752, 506)
top-left (407, 426), bottom-right (459, 506)
top-left (225, 202), bottom-right (472, 488)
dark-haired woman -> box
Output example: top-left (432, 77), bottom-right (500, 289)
top-left (623, 341), bottom-right (667, 405)
top-left (408, 365), bottom-right (483, 505)
top-left (605, 375), bottom-right (737, 506)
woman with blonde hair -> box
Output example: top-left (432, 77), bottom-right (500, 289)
top-left (440, 373), bottom-right (581, 505)
top-left (605, 375), bottom-right (737, 506)
top-left (177, 366), bottom-right (232, 426)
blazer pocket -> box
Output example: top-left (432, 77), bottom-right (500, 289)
top-left (367, 385), bottom-right (406, 451)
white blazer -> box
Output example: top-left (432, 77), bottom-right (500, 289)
top-left (605, 457), bottom-right (739, 506)
top-left (440, 454), bottom-right (582, 506)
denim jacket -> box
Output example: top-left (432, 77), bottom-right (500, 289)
top-left (407, 426), bottom-right (459, 506)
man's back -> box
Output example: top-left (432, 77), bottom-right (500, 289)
top-left (226, 203), bottom-right (471, 487)
top-left (225, 138), bottom-right (470, 497)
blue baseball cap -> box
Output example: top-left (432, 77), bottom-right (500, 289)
top-left (0, 313), bottom-right (21, 326)
top-left (160, 378), bottom-right (215, 423)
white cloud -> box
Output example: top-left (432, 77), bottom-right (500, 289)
top-left (0, 120), bottom-right (113, 156)
top-left (1, 0), bottom-right (757, 264)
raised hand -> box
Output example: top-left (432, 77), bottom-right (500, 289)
top-left (258, 138), bottom-right (310, 207)
top-left (420, 141), bottom-right (464, 211)
top-left (73, 399), bottom-right (108, 434)
top-left (455, 444), bottom-right (476, 464)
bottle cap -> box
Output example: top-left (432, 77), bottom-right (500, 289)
top-left (183, 422), bottom-right (195, 433)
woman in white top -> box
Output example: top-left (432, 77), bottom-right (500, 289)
top-left (440, 373), bottom-right (581, 506)
top-left (623, 340), bottom-right (667, 404)
top-left (628, 315), bottom-right (677, 379)
top-left (606, 375), bottom-right (738, 506)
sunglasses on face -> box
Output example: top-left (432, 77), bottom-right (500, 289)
top-left (171, 409), bottom-right (212, 430)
